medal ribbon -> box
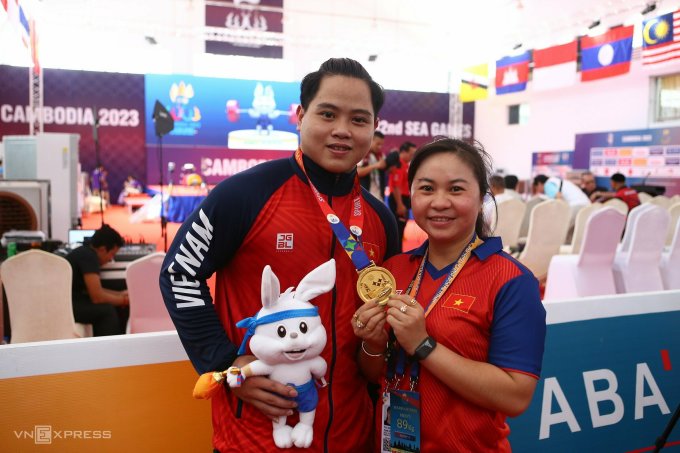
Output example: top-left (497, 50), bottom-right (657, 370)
top-left (407, 234), bottom-right (482, 318)
top-left (294, 149), bottom-right (372, 271)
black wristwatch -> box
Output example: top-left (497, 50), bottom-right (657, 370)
top-left (413, 336), bottom-right (437, 361)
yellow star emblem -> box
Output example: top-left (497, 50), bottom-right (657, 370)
top-left (454, 299), bottom-right (464, 306)
top-left (369, 249), bottom-right (375, 257)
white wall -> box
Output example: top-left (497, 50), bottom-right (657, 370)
top-left (475, 59), bottom-right (680, 179)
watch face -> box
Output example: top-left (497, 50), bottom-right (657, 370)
top-left (415, 337), bottom-right (436, 360)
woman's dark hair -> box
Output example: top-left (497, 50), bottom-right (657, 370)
top-left (407, 136), bottom-right (493, 239)
top-left (300, 58), bottom-right (385, 116)
top-left (90, 224), bottom-right (124, 251)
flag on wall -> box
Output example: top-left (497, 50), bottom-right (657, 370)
top-left (532, 40), bottom-right (578, 91)
top-left (641, 10), bottom-right (680, 67)
top-left (580, 26), bottom-right (634, 82)
top-left (2, 0), bottom-right (30, 47)
top-left (459, 64), bottom-right (488, 102)
top-left (495, 51), bottom-right (531, 95)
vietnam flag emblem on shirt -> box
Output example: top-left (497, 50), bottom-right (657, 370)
top-left (580, 25), bottom-right (634, 81)
top-left (442, 293), bottom-right (476, 313)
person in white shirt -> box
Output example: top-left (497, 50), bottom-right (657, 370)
top-left (533, 174), bottom-right (590, 226)
top-left (503, 174), bottom-right (523, 201)
top-left (484, 175), bottom-right (515, 227)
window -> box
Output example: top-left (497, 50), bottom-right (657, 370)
top-left (654, 73), bottom-right (680, 122)
top-left (508, 103), bottom-right (530, 125)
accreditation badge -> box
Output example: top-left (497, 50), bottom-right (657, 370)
top-left (388, 389), bottom-right (421, 452)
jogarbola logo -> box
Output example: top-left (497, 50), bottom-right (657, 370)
top-left (168, 81), bottom-right (202, 136)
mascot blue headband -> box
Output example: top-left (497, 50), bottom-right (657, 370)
top-left (236, 307), bottom-right (319, 355)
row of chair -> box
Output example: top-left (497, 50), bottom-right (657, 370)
top-left (0, 250), bottom-right (173, 344)
top-left (544, 204), bottom-right (680, 301)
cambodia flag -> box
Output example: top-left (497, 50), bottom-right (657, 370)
top-left (495, 51), bottom-right (531, 95)
top-left (580, 26), bottom-right (634, 82)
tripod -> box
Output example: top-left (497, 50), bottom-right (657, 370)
top-left (158, 134), bottom-right (168, 252)
top-left (152, 100), bottom-right (174, 252)
top-left (654, 403), bottom-right (680, 452)
top-left (92, 109), bottom-right (105, 226)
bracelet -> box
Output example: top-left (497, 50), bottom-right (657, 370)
top-left (361, 341), bottom-right (386, 357)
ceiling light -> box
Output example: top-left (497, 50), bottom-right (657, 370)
top-left (368, 54), bottom-right (378, 62)
top-left (145, 36), bottom-right (157, 45)
top-left (588, 20), bottom-right (601, 30)
top-left (513, 43), bottom-right (522, 50)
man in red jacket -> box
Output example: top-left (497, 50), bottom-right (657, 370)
top-left (589, 172), bottom-right (640, 211)
top-left (160, 58), bottom-right (399, 453)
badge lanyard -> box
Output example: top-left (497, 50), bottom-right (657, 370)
top-left (381, 234), bottom-right (483, 453)
top-left (294, 149), bottom-right (373, 271)
top-left (386, 234), bottom-right (483, 392)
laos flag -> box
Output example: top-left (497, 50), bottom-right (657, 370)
top-left (580, 25), bottom-right (634, 82)
top-left (495, 51), bottom-right (531, 95)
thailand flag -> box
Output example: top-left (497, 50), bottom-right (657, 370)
top-left (495, 51), bottom-right (531, 95)
top-left (580, 26), bottom-right (634, 82)
top-left (642, 10), bottom-right (680, 67)
top-left (532, 40), bottom-right (578, 91)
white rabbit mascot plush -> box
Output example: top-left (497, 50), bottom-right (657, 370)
top-left (225, 259), bottom-right (335, 448)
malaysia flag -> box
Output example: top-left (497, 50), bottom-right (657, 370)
top-left (580, 25), bottom-right (634, 82)
top-left (532, 40), bottom-right (578, 91)
top-left (642, 10), bottom-right (680, 67)
top-left (495, 51), bottom-right (531, 95)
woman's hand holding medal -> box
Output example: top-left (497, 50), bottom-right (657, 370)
top-left (384, 294), bottom-right (427, 356)
top-left (352, 300), bottom-right (388, 353)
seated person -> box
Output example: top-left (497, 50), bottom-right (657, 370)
top-left (533, 174), bottom-right (590, 227)
top-left (589, 172), bottom-right (640, 211)
top-left (117, 174), bottom-right (143, 205)
top-left (580, 171), bottom-right (608, 197)
top-left (65, 225), bottom-right (129, 336)
top-left (503, 174), bottom-right (524, 200)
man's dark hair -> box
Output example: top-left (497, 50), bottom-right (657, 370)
top-left (504, 174), bottom-right (519, 190)
top-left (611, 173), bottom-right (626, 183)
top-left (533, 174), bottom-right (548, 187)
top-left (374, 130), bottom-right (385, 139)
top-left (399, 141), bottom-right (416, 153)
top-left (490, 175), bottom-right (505, 190)
top-left (300, 58), bottom-right (385, 116)
top-left (90, 224), bottom-right (124, 251)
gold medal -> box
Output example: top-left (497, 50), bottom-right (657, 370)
top-left (356, 265), bottom-right (396, 305)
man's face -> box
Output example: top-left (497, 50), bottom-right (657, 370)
top-left (534, 182), bottom-right (545, 194)
top-left (296, 75), bottom-right (377, 174)
top-left (370, 136), bottom-right (384, 155)
top-left (581, 174), bottom-right (596, 193)
top-left (404, 146), bottom-right (417, 163)
top-left (95, 245), bottom-right (119, 265)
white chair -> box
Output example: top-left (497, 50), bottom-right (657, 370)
top-left (517, 196), bottom-right (545, 247)
top-left (559, 202), bottom-right (602, 255)
top-left (660, 219), bottom-right (680, 290)
top-left (637, 192), bottom-right (653, 204)
top-left (519, 199), bottom-right (571, 281)
top-left (671, 194), bottom-right (680, 205)
top-left (603, 197), bottom-right (629, 216)
top-left (666, 203), bottom-right (680, 247)
top-left (647, 195), bottom-right (672, 210)
top-left (618, 203), bottom-right (655, 254)
top-left (494, 198), bottom-right (526, 251)
top-left (613, 205), bottom-right (670, 294)
top-left (125, 252), bottom-right (176, 334)
top-left (0, 250), bottom-right (91, 343)
top-left (545, 207), bottom-right (626, 301)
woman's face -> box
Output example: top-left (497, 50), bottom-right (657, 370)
top-left (410, 152), bottom-right (483, 247)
